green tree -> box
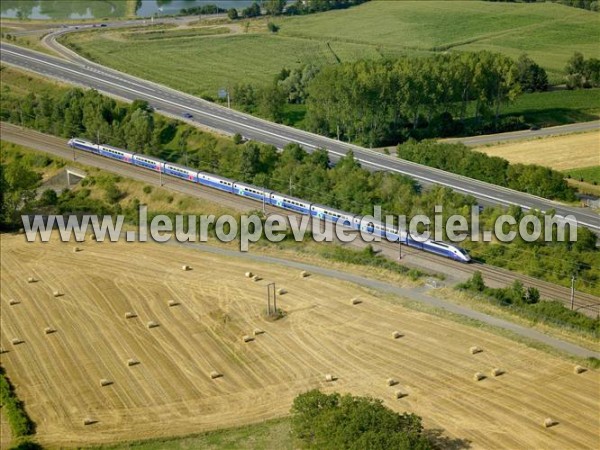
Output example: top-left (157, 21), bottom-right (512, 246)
top-left (265, 0), bottom-right (286, 15)
top-left (291, 390), bottom-right (431, 449)
top-left (227, 8), bottom-right (238, 20)
top-left (242, 2), bottom-right (261, 17)
top-left (516, 54), bottom-right (548, 92)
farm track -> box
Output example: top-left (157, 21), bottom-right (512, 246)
top-left (1, 234), bottom-right (599, 448)
top-left (3, 123), bottom-right (598, 318)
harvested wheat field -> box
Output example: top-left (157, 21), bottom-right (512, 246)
top-left (476, 130), bottom-right (600, 170)
top-left (1, 233), bottom-right (599, 449)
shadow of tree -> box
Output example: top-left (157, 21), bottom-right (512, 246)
top-left (426, 428), bottom-right (472, 450)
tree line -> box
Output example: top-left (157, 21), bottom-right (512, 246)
top-left (225, 0), bottom-right (369, 19)
top-left (484, 0), bottom-right (599, 11)
top-left (233, 52), bottom-right (553, 146)
top-left (396, 140), bottom-right (576, 201)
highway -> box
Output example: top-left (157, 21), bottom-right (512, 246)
top-left (1, 42), bottom-right (599, 234)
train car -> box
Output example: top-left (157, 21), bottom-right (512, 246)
top-left (233, 182), bottom-right (272, 203)
top-left (163, 163), bottom-right (199, 182)
top-left (68, 138), bottom-right (100, 153)
top-left (310, 204), bottom-right (357, 229)
top-left (270, 193), bottom-right (311, 215)
top-left (364, 221), bottom-right (401, 242)
top-left (98, 144), bottom-right (135, 163)
top-left (133, 154), bottom-right (164, 173)
top-left (197, 172), bottom-right (235, 193)
top-left (408, 239), bottom-right (471, 262)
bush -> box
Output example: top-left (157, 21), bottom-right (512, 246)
top-left (233, 133), bottom-right (243, 145)
top-left (227, 8), bottom-right (238, 20)
top-left (458, 273), bottom-right (599, 336)
top-left (0, 366), bottom-right (35, 437)
top-left (267, 22), bottom-right (280, 33)
top-left (38, 189), bottom-right (58, 206)
top-left (142, 185), bottom-right (153, 194)
top-left (104, 183), bottom-right (122, 203)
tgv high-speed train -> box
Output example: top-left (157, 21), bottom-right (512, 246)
top-left (68, 137), bottom-right (471, 262)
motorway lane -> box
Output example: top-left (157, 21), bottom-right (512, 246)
top-left (1, 42), bottom-right (599, 234)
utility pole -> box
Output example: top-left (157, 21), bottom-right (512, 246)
top-left (398, 235), bottom-right (402, 260)
top-left (570, 276), bottom-right (575, 310)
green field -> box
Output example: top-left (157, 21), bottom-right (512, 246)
top-left (279, 0), bottom-right (599, 83)
top-left (90, 418), bottom-right (292, 450)
top-left (62, 30), bottom-right (391, 99)
top-left (61, 0), bottom-right (599, 99)
top-left (564, 166), bottom-right (600, 184)
top-left (500, 89), bottom-right (600, 126)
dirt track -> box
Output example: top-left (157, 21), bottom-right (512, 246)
top-left (1, 234), bottom-right (598, 448)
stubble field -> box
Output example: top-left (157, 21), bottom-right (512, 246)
top-left (0, 233), bottom-right (598, 449)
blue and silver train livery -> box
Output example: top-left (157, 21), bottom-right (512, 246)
top-left (67, 137), bottom-right (471, 263)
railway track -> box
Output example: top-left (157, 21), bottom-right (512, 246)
top-left (2, 122), bottom-right (599, 317)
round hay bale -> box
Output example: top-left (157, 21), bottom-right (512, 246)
top-left (124, 312), bottom-right (137, 319)
top-left (543, 418), bottom-right (557, 428)
top-left (99, 378), bottom-right (113, 387)
top-left (146, 321), bottom-right (159, 329)
top-left (18, 228), bottom-right (24, 235)
top-left (395, 390), bottom-right (407, 399)
top-left (242, 335), bottom-right (254, 343)
top-left (126, 358), bottom-right (140, 367)
top-left (325, 374), bottom-right (334, 382)
top-left (10, 338), bottom-right (23, 346)
top-left (9, 299), bottom-right (19, 306)
top-left (245, 272), bottom-right (254, 278)
top-left (277, 288), bottom-right (287, 295)
top-left (491, 368), bottom-right (504, 377)
top-left (574, 365), bottom-right (586, 374)
top-left (182, 265), bottom-right (191, 271)
top-left (351, 298), bottom-right (362, 305)
top-left (253, 328), bottom-right (265, 336)
top-left (44, 327), bottom-right (56, 335)
top-left (392, 331), bottom-right (402, 339)
top-left (27, 277), bottom-right (36, 283)
top-left (473, 372), bottom-right (485, 381)
top-left (83, 418), bottom-right (97, 426)
top-left (168, 300), bottom-right (179, 307)
top-left (0, 348), bottom-right (6, 354)
top-left (90, 234), bottom-right (96, 241)
top-left (470, 346), bottom-right (482, 355)
top-left (73, 247), bottom-right (81, 253)
top-left (53, 291), bottom-right (62, 298)
top-left (300, 271), bottom-right (309, 278)
top-left (251, 275), bottom-right (261, 282)
top-left (387, 378), bottom-right (398, 386)
top-left (209, 370), bottom-right (222, 379)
